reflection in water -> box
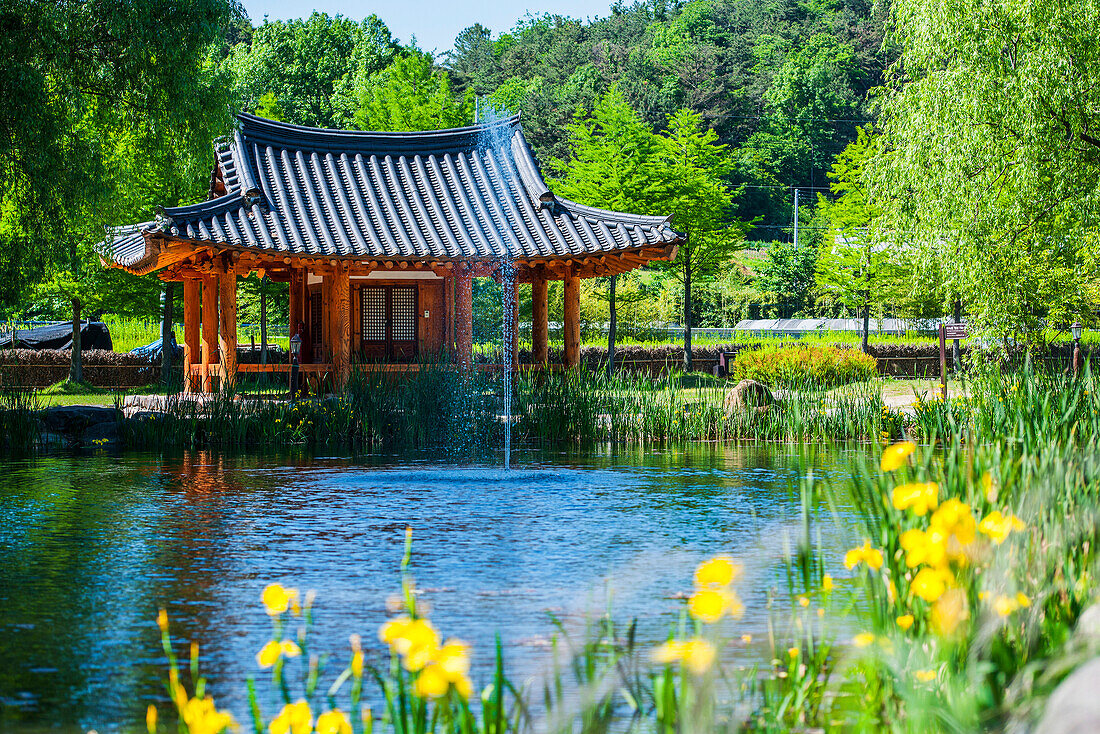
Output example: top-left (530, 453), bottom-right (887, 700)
top-left (0, 445), bottom-right (860, 733)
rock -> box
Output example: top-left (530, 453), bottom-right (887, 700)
top-left (83, 421), bottom-right (118, 446)
top-left (39, 405), bottom-right (117, 434)
top-left (1076, 604), bottom-right (1100, 643)
top-left (724, 379), bottom-right (774, 414)
top-left (1035, 657), bottom-right (1100, 734)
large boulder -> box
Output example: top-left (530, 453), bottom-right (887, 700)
top-left (39, 405), bottom-right (117, 434)
top-left (723, 379), bottom-right (774, 415)
top-left (1035, 657), bottom-right (1100, 734)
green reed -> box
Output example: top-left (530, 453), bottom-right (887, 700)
top-left (0, 387), bottom-right (41, 453)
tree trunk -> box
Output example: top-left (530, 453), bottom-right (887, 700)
top-left (607, 275), bottom-right (617, 377)
top-left (682, 240), bottom-right (693, 372)
top-left (952, 297), bottom-right (962, 374)
top-left (861, 292), bottom-right (870, 354)
top-left (260, 289), bottom-right (268, 366)
top-left (70, 298), bottom-right (82, 384)
top-left (161, 283), bottom-right (175, 387)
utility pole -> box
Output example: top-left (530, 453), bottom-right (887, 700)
top-left (791, 188), bottom-right (799, 320)
top-left (793, 188), bottom-right (799, 249)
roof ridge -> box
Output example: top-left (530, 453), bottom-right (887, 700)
top-left (553, 195), bottom-right (679, 229)
top-left (237, 112), bottom-right (521, 141)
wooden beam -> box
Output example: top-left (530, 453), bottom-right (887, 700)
top-left (219, 273), bottom-right (238, 390)
top-left (183, 278), bottom-right (200, 394)
top-left (563, 268), bottom-right (580, 369)
top-left (531, 273), bottom-right (548, 366)
top-left (201, 275), bottom-right (218, 393)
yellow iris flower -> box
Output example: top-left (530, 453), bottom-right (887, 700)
top-left (413, 639), bottom-right (473, 699)
top-left (688, 588), bottom-right (743, 623)
top-left (270, 700), bottom-right (312, 734)
top-left (181, 696), bottom-right (236, 734)
top-left (978, 511), bottom-right (1025, 544)
top-left (316, 710), bottom-right (352, 734)
top-left (930, 499), bottom-right (977, 547)
top-left (844, 541), bottom-right (884, 571)
top-left (652, 638), bottom-right (717, 675)
top-left (693, 556), bottom-right (740, 587)
top-left (891, 482), bottom-right (939, 516)
top-left (900, 527), bottom-right (948, 569)
top-left (931, 589), bottom-right (969, 636)
top-left (911, 566), bottom-right (953, 602)
top-left (257, 641), bottom-right (282, 668)
top-left (262, 584), bottom-right (298, 617)
top-left (881, 441), bottom-right (916, 472)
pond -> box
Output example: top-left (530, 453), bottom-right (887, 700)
top-left (0, 444), bottom-right (864, 733)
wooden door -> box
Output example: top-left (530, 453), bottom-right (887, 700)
top-left (360, 284), bottom-right (419, 362)
top-left (308, 291), bottom-right (322, 363)
top-left (418, 281), bottom-right (445, 356)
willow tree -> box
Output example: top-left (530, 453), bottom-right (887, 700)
top-left (2, 0), bottom-right (235, 385)
top-left (872, 0), bottom-right (1100, 340)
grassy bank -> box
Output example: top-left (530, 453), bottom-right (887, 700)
top-left (144, 364), bottom-right (1098, 733)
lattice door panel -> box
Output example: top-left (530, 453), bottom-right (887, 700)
top-left (361, 287), bottom-right (385, 342)
top-left (310, 292), bottom-right (322, 350)
top-left (392, 286), bottom-right (417, 342)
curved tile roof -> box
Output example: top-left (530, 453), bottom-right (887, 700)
top-left (106, 113), bottom-right (683, 270)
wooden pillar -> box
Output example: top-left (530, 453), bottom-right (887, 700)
top-left (183, 278), bottom-right (200, 394)
top-left (219, 272), bottom-right (237, 390)
top-left (456, 267), bottom-right (473, 367)
top-left (321, 274), bottom-right (333, 362)
top-left (301, 271), bottom-right (313, 364)
top-left (531, 273), bottom-right (548, 366)
top-left (509, 280), bottom-right (519, 368)
top-left (333, 263), bottom-right (351, 388)
top-left (289, 268), bottom-right (303, 342)
top-left (201, 275), bottom-right (218, 393)
top-left (444, 274), bottom-right (455, 359)
top-left (563, 269), bottom-right (580, 369)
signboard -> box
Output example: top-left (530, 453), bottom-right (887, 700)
top-left (942, 322), bottom-right (969, 340)
top-left (938, 321), bottom-right (970, 398)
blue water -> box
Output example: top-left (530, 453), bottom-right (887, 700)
top-left (0, 445), bottom-right (860, 733)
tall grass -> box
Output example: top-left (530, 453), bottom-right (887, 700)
top-left (0, 387), bottom-right (41, 453)
top-left (117, 365), bottom-right (900, 452)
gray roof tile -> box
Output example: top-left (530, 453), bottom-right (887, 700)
top-left (105, 113), bottom-right (683, 267)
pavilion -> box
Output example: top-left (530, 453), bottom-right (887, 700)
top-left (103, 113), bottom-right (683, 392)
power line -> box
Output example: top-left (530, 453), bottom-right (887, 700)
top-left (636, 109), bottom-right (876, 125)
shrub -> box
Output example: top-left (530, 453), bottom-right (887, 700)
top-left (0, 349), bottom-right (159, 388)
top-left (731, 345), bottom-right (877, 387)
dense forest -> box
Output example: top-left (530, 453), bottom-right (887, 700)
top-left (2, 0), bottom-right (1098, 343)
